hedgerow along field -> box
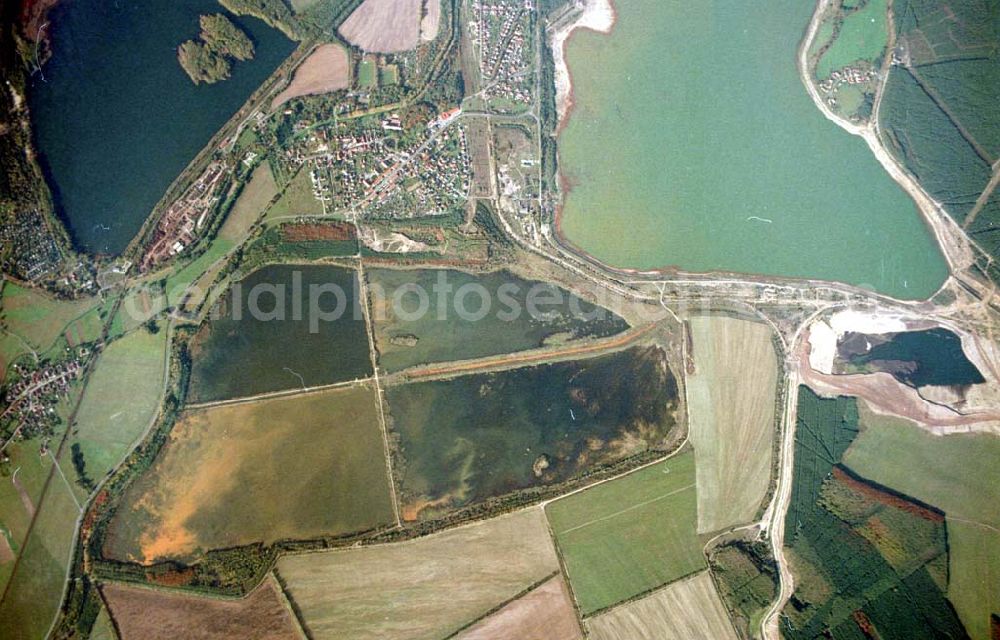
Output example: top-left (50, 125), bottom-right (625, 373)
top-left (781, 387), bottom-right (966, 639)
top-left (844, 406), bottom-right (1000, 640)
top-left (187, 264), bottom-right (372, 403)
top-left (276, 508), bottom-right (559, 640)
top-left (687, 316), bottom-right (777, 533)
top-left (455, 575), bottom-right (583, 640)
top-left (545, 451), bottom-right (703, 615)
top-left (386, 345), bottom-right (679, 520)
top-left (367, 267), bottom-right (628, 372)
top-left (103, 384), bottom-right (394, 563)
top-left (63, 326), bottom-right (168, 499)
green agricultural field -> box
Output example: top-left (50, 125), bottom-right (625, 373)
top-left (546, 451), bottom-right (703, 615)
top-left (0, 281), bottom-right (101, 355)
top-left (220, 163), bottom-right (278, 243)
top-left (816, 0), bottom-right (888, 78)
top-left (0, 473), bottom-right (80, 640)
top-left (89, 605), bottom-right (117, 640)
top-left (64, 327), bottom-right (168, 497)
top-left (104, 384), bottom-right (393, 563)
top-left (357, 59), bottom-right (377, 88)
top-left (188, 264), bottom-right (372, 403)
top-left (0, 438), bottom-right (54, 593)
top-left (262, 166), bottom-right (325, 223)
top-left (387, 346), bottom-right (679, 520)
top-left (368, 268), bottom-right (628, 372)
top-left (381, 63), bottom-right (399, 85)
top-left (844, 408), bottom-right (1000, 640)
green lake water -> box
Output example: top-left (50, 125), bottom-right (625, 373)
top-left (28, 0), bottom-right (295, 255)
top-left (557, 0), bottom-right (949, 299)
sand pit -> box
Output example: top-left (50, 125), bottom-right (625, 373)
top-left (339, 0), bottom-right (434, 53)
top-left (271, 44), bottom-right (350, 109)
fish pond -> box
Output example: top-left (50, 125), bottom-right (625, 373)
top-left (386, 345), bottom-right (679, 520)
top-left (29, 0), bottom-right (295, 254)
top-left (188, 264), bottom-right (372, 403)
top-left (368, 268), bottom-right (629, 372)
top-left (557, 0), bottom-right (948, 299)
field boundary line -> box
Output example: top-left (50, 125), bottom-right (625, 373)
top-left (184, 376), bottom-right (372, 410)
top-left (440, 571), bottom-right (559, 639)
top-left (47, 451), bottom-right (82, 513)
top-left (556, 483), bottom-right (696, 536)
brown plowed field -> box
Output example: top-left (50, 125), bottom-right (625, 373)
top-left (102, 576), bottom-right (301, 640)
top-left (271, 44), bottom-right (350, 109)
top-left (339, 0), bottom-right (423, 53)
top-left (455, 576), bottom-right (582, 640)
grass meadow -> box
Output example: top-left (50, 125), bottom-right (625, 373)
top-left (844, 406), bottom-right (1000, 640)
top-left (64, 327), bottom-right (168, 498)
top-left (545, 451), bottom-right (703, 615)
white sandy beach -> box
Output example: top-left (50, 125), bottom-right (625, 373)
top-left (550, 0), bottom-right (616, 129)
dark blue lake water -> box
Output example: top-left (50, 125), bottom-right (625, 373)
top-left (28, 0), bottom-right (295, 255)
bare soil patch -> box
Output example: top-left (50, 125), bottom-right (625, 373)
top-left (339, 0), bottom-right (423, 53)
top-left (455, 575), bottom-right (582, 640)
top-left (271, 43), bottom-right (350, 109)
top-left (102, 575), bottom-right (301, 640)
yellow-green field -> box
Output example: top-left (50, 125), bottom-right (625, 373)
top-left (0, 438), bottom-right (55, 593)
top-left (687, 316), bottom-right (777, 533)
top-left (0, 468), bottom-right (80, 640)
top-left (545, 451), bottom-right (704, 615)
top-left (843, 406), bottom-right (1000, 640)
top-left (64, 327), bottom-right (169, 499)
top-left (104, 384), bottom-right (394, 563)
top-left (263, 166), bottom-right (324, 224)
top-left (220, 163), bottom-right (277, 243)
top-left (276, 508), bottom-right (559, 640)
top-left (586, 571), bottom-right (738, 640)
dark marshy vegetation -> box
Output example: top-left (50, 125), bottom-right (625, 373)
top-left (781, 387), bottom-right (968, 640)
top-left (387, 346), bottom-right (679, 519)
top-left (710, 540), bottom-right (779, 638)
top-left (178, 14), bottom-right (256, 84)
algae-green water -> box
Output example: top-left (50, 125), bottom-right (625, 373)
top-left (557, 0), bottom-right (949, 299)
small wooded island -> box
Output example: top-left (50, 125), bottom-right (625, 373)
top-left (177, 14), bottom-right (256, 85)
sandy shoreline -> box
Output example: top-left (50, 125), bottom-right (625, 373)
top-left (551, 0), bottom-right (616, 131)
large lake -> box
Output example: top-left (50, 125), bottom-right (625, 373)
top-left (29, 0), bottom-right (295, 255)
top-left (557, 0), bottom-right (949, 299)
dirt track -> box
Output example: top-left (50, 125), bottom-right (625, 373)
top-left (404, 322), bottom-right (656, 380)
